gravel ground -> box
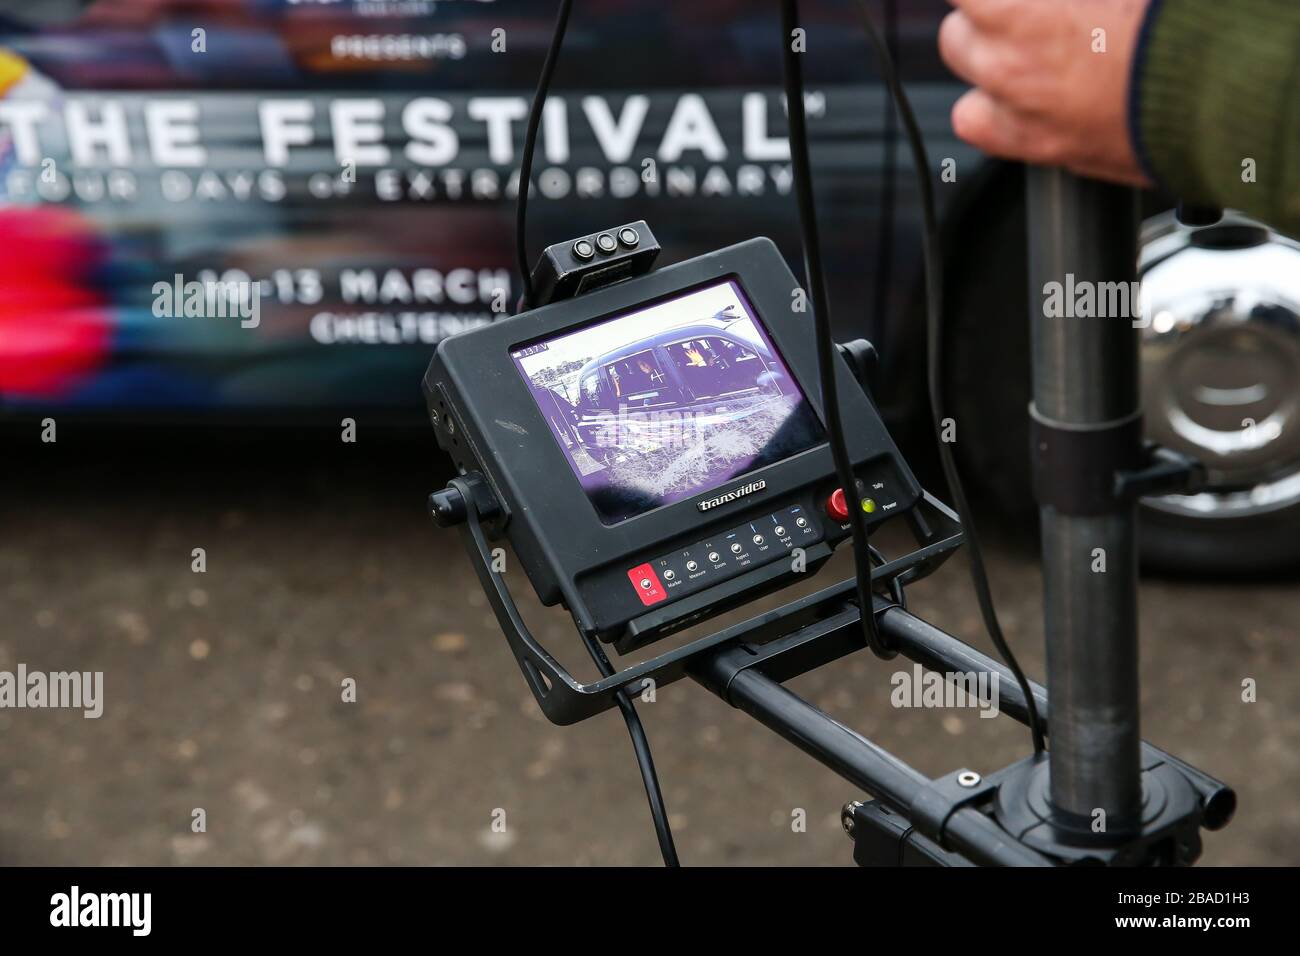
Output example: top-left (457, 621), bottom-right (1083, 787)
top-left (0, 428), bottom-right (1296, 865)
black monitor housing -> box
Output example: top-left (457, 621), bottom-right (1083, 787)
top-left (424, 235), bottom-right (922, 654)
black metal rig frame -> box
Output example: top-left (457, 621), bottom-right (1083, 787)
top-left (446, 470), bottom-right (1233, 866)
top-left (449, 475), bottom-right (964, 727)
top-left (434, 175), bottom-right (1236, 865)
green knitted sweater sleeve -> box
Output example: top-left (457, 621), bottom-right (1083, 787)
top-left (1132, 0), bottom-right (1300, 237)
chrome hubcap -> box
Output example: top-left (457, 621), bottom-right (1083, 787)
top-left (1140, 215), bottom-right (1300, 519)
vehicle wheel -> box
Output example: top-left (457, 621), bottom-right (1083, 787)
top-left (1135, 214), bottom-right (1300, 573)
top-left (939, 168), bottom-right (1034, 536)
top-left (944, 174), bottom-right (1300, 574)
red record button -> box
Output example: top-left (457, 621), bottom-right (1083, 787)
top-left (826, 487), bottom-right (850, 522)
top-left (627, 563), bottom-right (667, 606)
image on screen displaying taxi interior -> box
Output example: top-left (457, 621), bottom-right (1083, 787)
top-left (509, 280), bottom-right (824, 524)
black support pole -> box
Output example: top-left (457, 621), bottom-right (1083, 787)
top-left (1026, 167), bottom-right (1144, 834)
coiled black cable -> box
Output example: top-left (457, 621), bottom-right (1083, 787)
top-left (847, 0), bottom-right (1046, 753)
top-left (579, 633), bottom-right (680, 866)
top-left (515, 0), bottom-right (573, 312)
top-left (780, 0), bottom-right (894, 660)
top-left (514, 0), bottom-right (682, 864)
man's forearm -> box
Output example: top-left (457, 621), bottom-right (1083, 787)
top-left (1134, 0), bottom-right (1300, 236)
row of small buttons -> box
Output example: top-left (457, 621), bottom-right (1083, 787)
top-left (627, 506), bottom-right (821, 607)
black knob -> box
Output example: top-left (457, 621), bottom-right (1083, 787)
top-left (428, 486), bottom-right (467, 527)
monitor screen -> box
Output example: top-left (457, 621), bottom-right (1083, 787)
top-left (510, 279), bottom-right (824, 524)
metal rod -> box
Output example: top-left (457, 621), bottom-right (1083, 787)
top-left (880, 604), bottom-right (1045, 726)
top-left (690, 650), bottom-right (1052, 866)
top-left (1026, 168), bottom-right (1144, 832)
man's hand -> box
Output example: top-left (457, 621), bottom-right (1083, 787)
top-left (939, 0), bottom-right (1152, 186)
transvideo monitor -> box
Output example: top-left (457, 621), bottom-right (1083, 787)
top-left (424, 237), bottom-right (922, 651)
